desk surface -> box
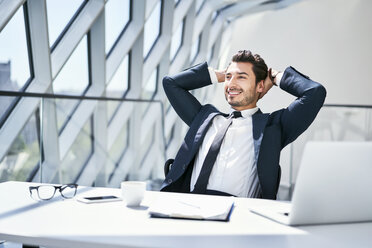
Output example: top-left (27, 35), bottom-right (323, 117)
top-left (0, 181), bottom-right (371, 248)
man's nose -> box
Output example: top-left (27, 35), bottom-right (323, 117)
top-left (227, 76), bottom-right (237, 86)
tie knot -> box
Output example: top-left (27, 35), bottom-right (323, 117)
top-left (231, 111), bottom-right (242, 118)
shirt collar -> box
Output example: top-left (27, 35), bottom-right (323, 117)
top-left (229, 107), bottom-right (259, 118)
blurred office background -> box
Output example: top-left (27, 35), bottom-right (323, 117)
top-left (0, 0), bottom-right (371, 201)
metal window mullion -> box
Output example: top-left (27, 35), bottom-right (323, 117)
top-left (218, 0), bottom-right (267, 20)
top-left (75, 153), bottom-right (99, 186)
top-left (51, 0), bottom-right (104, 79)
top-left (192, 1), bottom-right (212, 42)
top-left (26, 0), bottom-right (61, 183)
top-left (137, 139), bottom-right (158, 180)
top-left (107, 103), bottom-right (133, 149)
top-left (172, 0), bottom-right (193, 33)
top-left (217, 21), bottom-right (234, 68)
top-left (208, 30), bottom-right (222, 68)
top-left (0, 0), bottom-right (25, 32)
top-left (193, 16), bottom-right (211, 64)
top-left (108, 149), bottom-right (134, 187)
top-left (0, 0), bottom-right (52, 163)
top-left (142, 36), bottom-right (170, 84)
top-left (0, 90), bottom-right (41, 161)
top-left (125, 27), bottom-right (144, 181)
top-left (145, 0), bottom-right (159, 20)
top-left (87, 9), bottom-right (108, 186)
top-left (208, 14), bottom-right (224, 50)
top-left (58, 86), bottom-right (102, 159)
top-left (154, 106), bottom-right (166, 178)
top-left (104, 0), bottom-right (145, 84)
top-left (140, 103), bottom-right (158, 144)
top-left (106, 22), bottom-right (143, 84)
top-left (169, 1), bottom-right (195, 74)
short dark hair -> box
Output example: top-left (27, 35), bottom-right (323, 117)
top-left (231, 50), bottom-right (268, 84)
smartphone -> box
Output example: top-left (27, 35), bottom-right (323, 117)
top-left (77, 195), bottom-right (122, 204)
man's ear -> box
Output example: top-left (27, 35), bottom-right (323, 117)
top-left (256, 80), bottom-right (265, 93)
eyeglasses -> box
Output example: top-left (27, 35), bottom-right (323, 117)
top-left (29, 184), bottom-right (78, 200)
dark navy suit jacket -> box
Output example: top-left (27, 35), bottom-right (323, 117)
top-left (160, 62), bottom-right (326, 199)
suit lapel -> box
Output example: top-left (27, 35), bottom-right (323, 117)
top-left (252, 110), bottom-right (269, 163)
top-left (191, 111), bottom-right (221, 156)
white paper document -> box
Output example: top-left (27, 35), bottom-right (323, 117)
top-left (148, 193), bottom-right (234, 221)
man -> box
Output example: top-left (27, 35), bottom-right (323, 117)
top-left (161, 50), bottom-right (326, 199)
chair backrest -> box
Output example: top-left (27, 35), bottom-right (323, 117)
top-left (164, 159), bottom-right (174, 177)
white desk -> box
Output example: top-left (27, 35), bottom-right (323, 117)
top-left (0, 181), bottom-right (371, 248)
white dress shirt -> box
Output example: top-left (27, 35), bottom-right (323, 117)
top-left (190, 68), bottom-right (283, 197)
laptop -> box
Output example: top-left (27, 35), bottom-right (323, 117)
top-left (251, 141), bottom-right (372, 226)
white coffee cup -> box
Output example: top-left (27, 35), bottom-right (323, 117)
top-left (121, 181), bottom-right (146, 207)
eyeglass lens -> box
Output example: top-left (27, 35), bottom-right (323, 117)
top-left (37, 185), bottom-right (57, 200)
top-left (60, 184), bottom-right (77, 198)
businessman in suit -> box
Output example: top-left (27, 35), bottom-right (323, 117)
top-left (161, 50), bottom-right (326, 199)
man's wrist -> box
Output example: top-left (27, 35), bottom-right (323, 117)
top-left (273, 71), bottom-right (283, 86)
top-left (208, 67), bottom-right (219, 84)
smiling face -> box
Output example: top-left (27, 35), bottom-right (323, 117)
top-left (224, 62), bottom-right (263, 111)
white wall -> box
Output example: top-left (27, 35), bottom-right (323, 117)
top-left (213, 0), bottom-right (372, 112)
top-left (210, 0), bottom-right (372, 199)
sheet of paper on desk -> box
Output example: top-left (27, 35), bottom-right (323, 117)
top-left (148, 193), bottom-right (234, 221)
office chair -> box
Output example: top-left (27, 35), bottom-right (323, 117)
top-left (164, 159), bottom-right (174, 177)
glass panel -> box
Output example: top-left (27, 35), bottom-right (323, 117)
top-left (0, 6), bottom-right (32, 122)
top-left (212, 11), bottom-right (219, 23)
top-left (287, 107), bottom-right (372, 200)
top-left (207, 43), bottom-right (215, 63)
top-left (141, 68), bottom-right (158, 99)
top-left (105, 0), bottom-right (131, 54)
top-left (106, 55), bottom-right (129, 121)
top-left (0, 111), bottom-right (40, 182)
top-left (166, 124), bottom-right (175, 148)
top-left (143, 0), bottom-right (161, 58)
top-left (196, 0), bottom-right (205, 14)
top-left (106, 119), bottom-right (130, 179)
top-left (46, 0), bottom-right (85, 47)
top-left (170, 19), bottom-right (184, 61)
top-left (130, 123), bottom-right (155, 180)
top-left (190, 34), bottom-right (201, 63)
top-left (53, 36), bottom-right (90, 132)
top-left (59, 117), bottom-right (93, 183)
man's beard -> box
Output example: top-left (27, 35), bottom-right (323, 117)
top-left (225, 91), bottom-right (256, 107)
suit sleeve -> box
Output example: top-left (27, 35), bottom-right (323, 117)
top-left (162, 62), bottom-right (213, 126)
top-left (279, 66), bottom-right (327, 147)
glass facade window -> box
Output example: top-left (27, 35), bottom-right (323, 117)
top-left (106, 54), bottom-right (129, 122)
top-left (105, 0), bottom-right (131, 55)
top-left (0, 0), bottom-right (238, 188)
top-left (212, 11), bottom-right (219, 23)
top-left (196, 0), bottom-right (205, 14)
top-left (107, 119), bottom-right (130, 181)
top-left (143, 0), bottom-right (162, 59)
top-left (0, 6), bottom-right (32, 124)
top-left (170, 19), bottom-right (184, 61)
top-left (190, 34), bottom-right (201, 64)
top-left (46, 0), bottom-right (85, 48)
top-left (0, 111), bottom-right (40, 182)
top-left (138, 123), bottom-right (156, 168)
top-left (207, 43), bottom-right (215, 63)
top-left (53, 35), bottom-right (90, 132)
top-left (59, 117), bottom-right (93, 183)
top-left (141, 67), bottom-right (158, 100)
top-left (166, 124), bottom-right (175, 148)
